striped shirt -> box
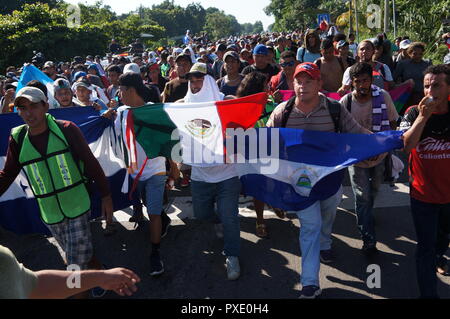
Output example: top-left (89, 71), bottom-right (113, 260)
top-left (266, 93), bottom-right (366, 134)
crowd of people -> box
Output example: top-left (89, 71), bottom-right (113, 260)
top-left (0, 24), bottom-right (449, 299)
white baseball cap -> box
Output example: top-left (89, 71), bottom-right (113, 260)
top-left (14, 87), bottom-right (47, 105)
top-left (399, 39), bottom-right (412, 50)
top-left (123, 63), bottom-right (141, 74)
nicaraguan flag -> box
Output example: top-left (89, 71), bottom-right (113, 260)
top-left (17, 64), bottom-right (59, 109)
top-left (236, 128), bottom-right (404, 211)
top-left (0, 107), bottom-right (133, 235)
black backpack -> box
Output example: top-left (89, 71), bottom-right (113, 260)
top-left (279, 95), bottom-right (342, 132)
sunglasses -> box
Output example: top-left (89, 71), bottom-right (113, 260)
top-left (281, 61), bottom-right (295, 67)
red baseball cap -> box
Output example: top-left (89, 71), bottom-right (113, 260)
top-left (293, 62), bottom-right (321, 80)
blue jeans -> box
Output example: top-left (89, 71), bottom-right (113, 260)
top-left (295, 189), bottom-right (342, 287)
top-left (410, 197), bottom-right (450, 298)
top-left (191, 177), bottom-right (241, 257)
top-left (137, 174), bottom-right (167, 215)
top-left (348, 162), bottom-right (385, 244)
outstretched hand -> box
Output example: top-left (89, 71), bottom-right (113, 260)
top-left (99, 268), bottom-right (141, 297)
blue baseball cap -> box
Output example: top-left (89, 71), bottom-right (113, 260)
top-left (253, 44), bottom-right (268, 56)
top-left (73, 71), bottom-right (87, 81)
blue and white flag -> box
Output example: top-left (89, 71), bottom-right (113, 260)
top-left (0, 107), bottom-right (404, 234)
top-left (235, 128), bottom-right (404, 211)
top-left (0, 107), bottom-right (133, 235)
top-left (17, 64), bottom-right (59, 109)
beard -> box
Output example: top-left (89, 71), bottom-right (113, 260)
top-left (356, 88), bottom-right (370, 97)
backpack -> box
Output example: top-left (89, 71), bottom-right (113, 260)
top-left (299, 47), bottom-right (306, 62)
top-left (279, 96), bottom-right (342, 133)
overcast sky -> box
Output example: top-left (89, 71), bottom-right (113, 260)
top-left (65, 0), bottom-right (275, 30)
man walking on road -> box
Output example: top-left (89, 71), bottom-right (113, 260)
top-left (0, 87), bottom-right (114, 298)
top-left (266, 63), bottom-right (370, 298)
top-left (340, 62), bottom-right (399, 254)
top-left (400, 64), bottom-right (450, 299)
top-left (178, 63), bottom-right (242, 281)
top-left (103, 73), bottom-right (178, 277)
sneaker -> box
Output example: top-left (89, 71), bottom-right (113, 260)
top-left (299, 285), bottom-right (322, 299)
top-left (150, 253), bottom-right (164, 276)
top-left (180, 176), bottom-right (190, 188)
top-left (91, 286), bottom-right (107, 298)
top-left (161, 212), bottom-right (171, 239)
top-left (320, 249), bottom-right (335, 264)
top-left (362, 241), bottom-right (378, 255)
top-left (436, 256), bottom-right (449, 275)
top-left (226, 256), bottom-right (240, 280)
top-left (214, 223), bottom-right (224, 239)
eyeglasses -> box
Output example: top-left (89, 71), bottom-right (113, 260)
top-left (281, 61), bottom-right (295, 67)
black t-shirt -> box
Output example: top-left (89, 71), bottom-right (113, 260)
top-left (144, 84), bottom-right (162, 103)
top-left (162, 79), bottom-right (189, 103)
top-left (401, 104), bottom-right (450, 140)
top-left (241, 64), bottom-right (279, 79)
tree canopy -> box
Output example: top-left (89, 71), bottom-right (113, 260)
top-left (265, 0), bottom-right (450, 44)
top-left (0, 0), bottom-right (267, 71)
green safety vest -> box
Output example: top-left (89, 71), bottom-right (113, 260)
top-left (11, 114), bottom-right (91, 225)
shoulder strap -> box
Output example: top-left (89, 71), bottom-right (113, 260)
top-left (300, 47), bottom-right (306, 62)
top-left (280, 96), bottom-right (297, 128)
top-left (337, 57), bottom-right (345, 73)
top-left (276, 72), bottom-right (288, 91)
top-left (316, 58), bottom-right (322, 69)
top-left (326, 99), bottom-right (342, 133)
top-left (345, 93), bottom-right (352, 113)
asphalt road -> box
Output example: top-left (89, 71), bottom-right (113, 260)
top-left (1, 152), bottom-right (449, 299)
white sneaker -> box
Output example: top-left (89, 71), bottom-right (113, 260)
top-left (226, 256), bottom-right (240, 280)
top-left (214, 223), bottom-right (224, 239)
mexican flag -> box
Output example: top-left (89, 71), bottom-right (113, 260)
top-left (121, 93), bottom-right (267, 169)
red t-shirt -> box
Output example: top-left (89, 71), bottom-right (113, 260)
top-left (401, 105), bottom-right (450, 204)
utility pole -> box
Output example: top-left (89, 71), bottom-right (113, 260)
top-left (349, 0), bottom-right (353, 35)
top-left (354, 0), bottom-right (360, 42)
top-left (393, 0), bottom-right (397, 39)
top-left (384, 0), bottom-right (389, 33)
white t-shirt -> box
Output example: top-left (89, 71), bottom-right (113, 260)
top-left (191, 164), bottom-right (238, 183)
top-left (349, 43), bottom-right (358, 58)
top-left (342, 63), bottom-right (393, 86)
top-left (115, 106), bottom-right (166, 180)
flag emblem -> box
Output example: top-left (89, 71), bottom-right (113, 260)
top-left (185, 119), bottom-right (216, 138)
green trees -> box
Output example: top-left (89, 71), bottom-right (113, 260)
top-left (141, 0), bottom-right (262, 40)
top-left (0, 0), bottom-right (59, 15)
top-left (0, 3), bottom-right (105, 71)
top-left (0, 2), bottom-right (165, 72)
top-left (265, 0), bottom-right (449, 43)
top-left (241, 21), bottom-right (264, 35)
top-left (264, 0), bottom-right (449, 62)
top-left (0, 0), bottom-right (269, 72)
